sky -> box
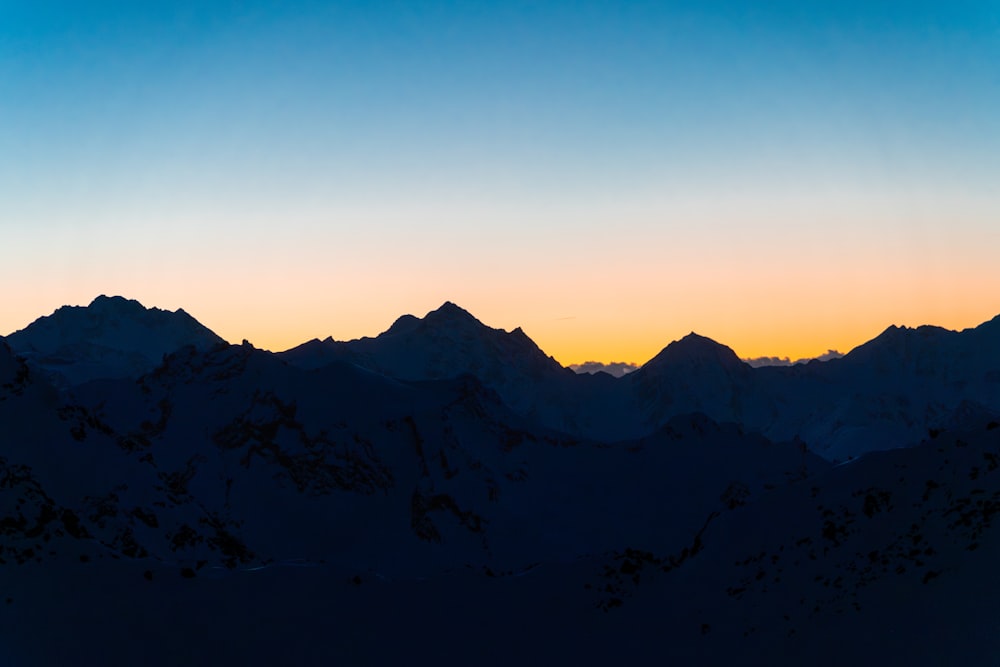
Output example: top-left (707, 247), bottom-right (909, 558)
top-left (2, 0), bottom-right (998, 365)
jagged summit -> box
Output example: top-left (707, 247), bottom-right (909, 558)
top-left (348, 300), bottom-right (561, 381)
top-left (87, 294), bottom-right (146, 312)
top-left (370, 303), bottom-right (481, 340)
top-left (277, 300), bottom-right (566, 418)
top-left (432, 300), bottom-right (471, 316)
top-left (6, 295), bottom-right (226, 386)
top-left (840, 322), bottom-right (955, 365)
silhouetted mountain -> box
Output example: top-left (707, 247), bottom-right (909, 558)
top-left (8, 296), bottom-right (1000, 460)
top-left (3, 298), bottom-right (1000, 664)
top-left (275, 336), bottom-right (358, 369)
top-left (277, 302), bottom-right (625, 436)
top-left (750, 318), bottom-right (1000, 459)
top-left (627, 333), bottom-right (774, 435)
top-left (5, 295), bottom-right (225, 386)
top-left (281, 301), bottom-right (563, 385)
top-left (644, 332), bottom-right (745, 370)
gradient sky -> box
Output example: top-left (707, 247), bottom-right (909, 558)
top-left (2, 0), bottom-right (998, 364)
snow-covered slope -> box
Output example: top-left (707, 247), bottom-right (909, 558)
top-left (8, 296), bottom-right (1000, 459)
top-left (627, 333), bottom-right (774, 433)
top-left (280, 301), bottom-right (563, 385)
top-left (282, 306), bottom-right (1000, 458)
top-left (5, 295), bottom-right (226, 387)
top-left (3, 302), bottom-right (1000, 664)
top-left (752, 318), bottom-right (1000, 459)
top-left (0, 339), bottom-right (834, 666)
top-left (37, 340), bottom-right (820, 577)
top-left (574, 415), bottom-right (1000, 665)
top-left (279, 301), bottom-right (633, 439)
top-left (606, 318), bottom-right (1000, 459)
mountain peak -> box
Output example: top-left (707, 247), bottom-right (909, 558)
top-left (88, 294), bottom-right (143, 310)
top-left (873, 323), bottom-right (952, 340)
top-left (679, 332), bottom-right (718, 346)
top-left (5, 296), bottom-right (226, 386)
top-left (417, 302), bottom-right (488, 335)
top-left (425, 301), bottom-right (479, 323)
top-left (671, 332), bottom-right (738, 358)
top-left (859, 322), bottom-right (950, 348)
top-left (643, 332), bottom-right (744, 371)
top-left (840, 321), bottom-right (958, 368)
top-left (379, 303), bottom-right (479, 338)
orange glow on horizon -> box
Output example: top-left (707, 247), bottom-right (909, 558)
top-left (3, 237), bottom-right (999, 369)
top-left (5, 288), bottom-right (999, 369)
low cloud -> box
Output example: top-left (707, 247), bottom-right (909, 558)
top-left (569, 361), bottom-right (639, 378)
top-left (744, 356), bottom-right (794, 368)
top-left (744, 349), bottom-right (844, 368)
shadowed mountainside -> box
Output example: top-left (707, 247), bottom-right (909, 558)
top-left (5, 295), bottom-right (224, 387)
top-left (277, 302), bottom-right (1000, 460)
top-left (2, 297), bottom-right (1000, 664)
top-left (8, 296), bottom-right (999, 459)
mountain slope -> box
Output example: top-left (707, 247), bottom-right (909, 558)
top-left (280, 301), bottom-right (563, 384)
top-left (3, 303), bottom-right (1000, 664)
top-left (5, 295), bottom-right (226, 387)
top-left (627, 333), bottom-right (774, 433)
top-left (623, 319), bottom-right (1000, 460)
top-left (279, 301), bottom-right (636, 439)
top-left (8, 296), bottom-right (1000, 460)
top-left (753, 318), bottom-right (1000, 459)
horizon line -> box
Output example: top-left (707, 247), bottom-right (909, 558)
top-left (5, 293), bottom-right (998, 369)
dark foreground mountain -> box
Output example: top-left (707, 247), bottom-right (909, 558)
top-left (2, 298), bottom-right (1000, 664)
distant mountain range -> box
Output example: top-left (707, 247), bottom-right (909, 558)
top-left (743, 349), bottom-right (845, 367)
top-left (2, 296), bottom-right (999, 665)
top-left (10, 295), bottom-right (998, 460)
top-left (568, 360), bottom-right (640, 376)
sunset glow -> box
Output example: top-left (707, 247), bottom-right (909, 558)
top-left (2, 1), bottom-right (997, 365)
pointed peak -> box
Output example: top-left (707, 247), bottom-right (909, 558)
top-left (644, 332), bottom-right (743, 370)
top-left (678, 332), bottom-right (718, 345)
top-left (670, 332), bottom-right (733, 354)
top-left (428, 301), bottom-right (476, 319)
top-left (422, 301), bottom-right (482, 328)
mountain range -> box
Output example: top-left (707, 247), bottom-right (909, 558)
top-left (2, 296), bottom-right (1000, 665)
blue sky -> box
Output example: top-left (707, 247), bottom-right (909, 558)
top-left (2, 1), bottom-right (998, 362)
